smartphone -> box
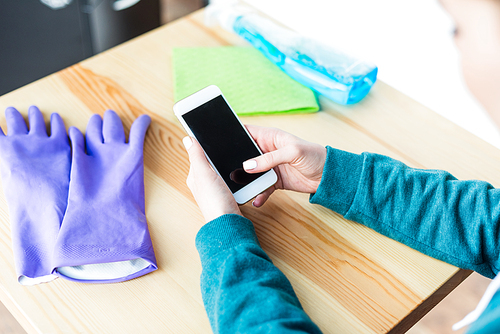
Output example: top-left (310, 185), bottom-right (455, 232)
top-left (174, 85), bottom-right (277, 204)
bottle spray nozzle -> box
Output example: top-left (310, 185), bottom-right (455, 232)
top-left (204, 0), bottom-right (256, 31)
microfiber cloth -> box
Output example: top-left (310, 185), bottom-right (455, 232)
top-left (172, 46), bottom-right (319, 115)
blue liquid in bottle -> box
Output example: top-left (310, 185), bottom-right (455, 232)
top-left (230, 13), bottom-right (377, 105)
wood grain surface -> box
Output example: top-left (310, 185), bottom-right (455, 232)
top-left (0, 9), bottom-right (499, 334)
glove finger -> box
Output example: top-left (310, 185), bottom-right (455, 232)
top-left (5, 107), bottom-right (28, 135)
top-left (28, 106), bottom-right (48, 136)
top-left (49, 113), bottom-right (67, 140)
top-left (129, 114), bottom-right (151, 147)
top-left (103, 109), bottom-right (125, 143)
top-left (69, 126), bottom-right (85, 154)
top-left (85, 114), bottom-right (103, 154)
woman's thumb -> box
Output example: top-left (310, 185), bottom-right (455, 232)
top-left (243, 146), bottom-right (296, 173)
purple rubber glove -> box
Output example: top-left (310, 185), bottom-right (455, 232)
top-left (0, 106), bottom-right (70, 285)
top-left (53, 110), bottom-right (157, 283)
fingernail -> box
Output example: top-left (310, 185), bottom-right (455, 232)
top-left (182, 136), bottom-right (192, 150)
top-left (243, 159), bottom-right (257, 170)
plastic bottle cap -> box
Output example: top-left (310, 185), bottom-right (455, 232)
top-left (205, 1), bottom-right (255, 32)
top-left (218, 8), bottom-right (240, 32)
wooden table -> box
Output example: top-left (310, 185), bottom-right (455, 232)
top-left (0, 9), bottom-right (498, 334)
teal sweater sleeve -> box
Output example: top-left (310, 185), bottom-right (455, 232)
top-left (195, 214), bottom-right (322, 334)
top-left (310, 146), bottom-right (500, 279)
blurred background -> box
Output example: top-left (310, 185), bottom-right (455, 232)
top-left (0, 0), bottom-right (207, 97)
top-left (0, 0), bottom-right (496, 333)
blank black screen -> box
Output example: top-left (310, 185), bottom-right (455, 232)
top-left (183, 95), bottom-right (265, 193)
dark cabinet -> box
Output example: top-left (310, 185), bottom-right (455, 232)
top-left (0, 0), bottom-right (160, 96)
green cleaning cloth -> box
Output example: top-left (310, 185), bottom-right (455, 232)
top-left (172, 46), bottom-right (319, 116)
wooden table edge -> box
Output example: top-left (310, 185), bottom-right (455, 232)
top-left (389, 268), bottom-right (473, 333)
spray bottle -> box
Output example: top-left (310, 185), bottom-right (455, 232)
top-left (205, 1), bottom-right (378, 105)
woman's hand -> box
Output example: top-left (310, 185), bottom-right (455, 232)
top-left (183, 136), bottom-right (241, 223)
top-left (243, 125), bottom-right (327, 207)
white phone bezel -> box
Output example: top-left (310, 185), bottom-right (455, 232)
top-left (173, 85), bottom-right (277, 204)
